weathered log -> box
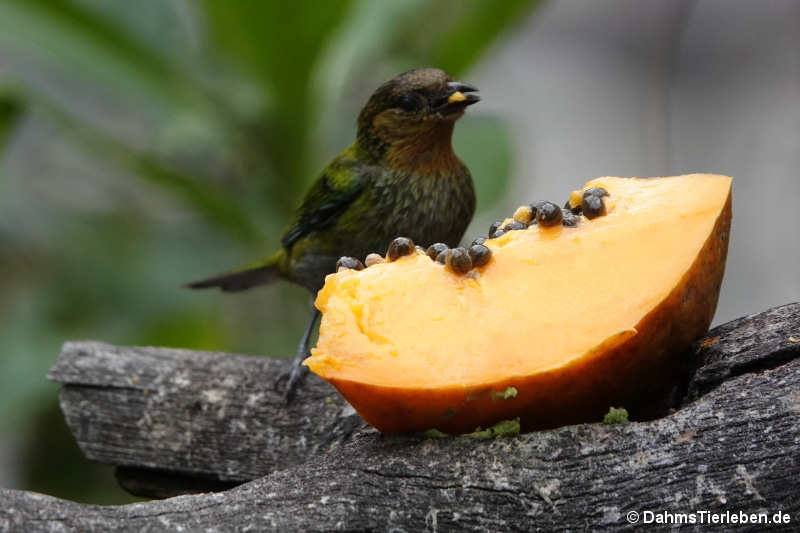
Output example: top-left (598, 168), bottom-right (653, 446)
top-left (1, 304), bottom-right (798, 532)
top-left (47, 341), bottom-right (364, 492)
top-left (685, 303), bottom-right (800, 401)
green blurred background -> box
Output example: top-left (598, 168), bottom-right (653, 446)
top-left (0, 0), bottom-right (536, 504)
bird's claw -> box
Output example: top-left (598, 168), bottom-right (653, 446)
top-left (273, 372), bottom-right (288, 393)
top-left (276, 305), bottom-right (319, 404)
top-left (275, 346), bottom-right (311, 404)
top-left (282, 363), bottom-right (309, 404)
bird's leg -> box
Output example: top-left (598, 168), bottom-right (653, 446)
top-left (282, 303), bottom-right (321, 403)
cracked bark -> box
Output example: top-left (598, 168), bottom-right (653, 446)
top-left (1, 303), bottom-right (799, 532)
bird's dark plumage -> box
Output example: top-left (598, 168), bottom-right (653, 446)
top-left (188, 67), bottom-right (480, 398)
top-left (189, 67), bottom-right (479, 293)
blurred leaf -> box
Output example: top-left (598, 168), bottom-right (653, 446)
top-left (202, 0), bottom-right (356, 204)
top-left (130, 155), bottom-right (263, 243)
top-left (453, 116), bottom-right (514, 212)
top-left (0, 295), bottom-right (63, 433)
top-left (0, 0), bottom-right (198, 109)
top-left (315, 0), bottom-right (427, 98)
top-left (0, 0), bottom-right (267, 239)
top-left (26, 93), bottom-right (263, 242)
top-left (135, 309), bottom-right (230, 350)
top-left (202, 1), bottom-right (353, 99)
top-left (311, 0), bottom-right (428, 156)
top-left (0, 88), bottom-right (26, 151)
top-left (431, 0), bottom-right (540, 76)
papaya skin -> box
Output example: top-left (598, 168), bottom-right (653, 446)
top-left (312, 177), bottom-right (732, 434)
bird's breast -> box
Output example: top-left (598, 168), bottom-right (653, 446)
top-left (367, 167), bottom-right (476, 249)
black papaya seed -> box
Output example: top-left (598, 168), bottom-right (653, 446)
top-left (583, 187), bottom-right (609, 199)
top-left (471, 236), bottom-right (487, 247)
top-left (445, 247), bottom-right (472, 274)
top-left (582, 194), bottom-right (607, 219)
top-left (535, 201), bottom-right (563, 226)
top-left (336, 256), bottom-right (365, 271)
top-left (426, 242), bottom-right (449, 261)
top-left (468, 244), bottom-right (492, 268)
top-left (561, 209), bottom-right (579, 227)
top-left (503, 220), bottom-right (527, 231)
top-left (387, 237), bottom-right (415, 261)
top-left (489, 220), bottom-right (504, 235)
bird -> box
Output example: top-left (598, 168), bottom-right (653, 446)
top-left (187, 67), bottom-right (480, 400)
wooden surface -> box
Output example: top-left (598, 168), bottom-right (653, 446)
top-left (1, 303), bottom-right (799, 532)
top-left (48, 341), bottom-right (363, 488)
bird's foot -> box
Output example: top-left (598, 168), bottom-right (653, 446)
top-left (275, 349), bottom-right (310, 404)
top-left (275, 306), bottom-right (319, 404)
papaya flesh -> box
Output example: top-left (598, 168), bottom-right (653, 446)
top-left (305, 174), bottom-right (732, 434)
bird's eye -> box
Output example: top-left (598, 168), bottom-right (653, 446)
top-left (395, 93), bottom-right (422, 112)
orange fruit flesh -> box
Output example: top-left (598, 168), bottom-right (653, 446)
top-left (305, 174), bottom-right (732, 433)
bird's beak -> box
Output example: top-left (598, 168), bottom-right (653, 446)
top-left (446, 81), bottom-right (480, 106)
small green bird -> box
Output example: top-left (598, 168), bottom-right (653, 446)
top-left (188, 68), bottom-right (479, 399)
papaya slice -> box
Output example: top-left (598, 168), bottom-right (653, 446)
top-left (305, 174), bottom-right (732, 434)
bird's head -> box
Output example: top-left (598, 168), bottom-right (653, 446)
top-left (356, 68), bottom-right (480, 167)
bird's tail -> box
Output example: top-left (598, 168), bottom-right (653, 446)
top-left (185, 251), bottom-right (284, 292)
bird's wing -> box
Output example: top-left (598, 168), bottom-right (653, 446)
top-left (281, 165), bottom-right (365, 250)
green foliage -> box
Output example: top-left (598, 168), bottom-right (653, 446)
top-left (603, 407), bottom-right (630, 424)
top-left (423, 418), bottom-right (521, 439)
top-left (0, 88), bottom-right (25, 150)
top-left (0, 0), bottom-right (195, 107)
top-left (202, 0), bottom-right (355, 206)
top-left (454, 116), bottom-right (514, 211)
top-left (0, 0), bottom-right (539, 503)
top-left (431, 0), bottom-right (539, 76)
top-left (464, 418), bottom-right (521, 439)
